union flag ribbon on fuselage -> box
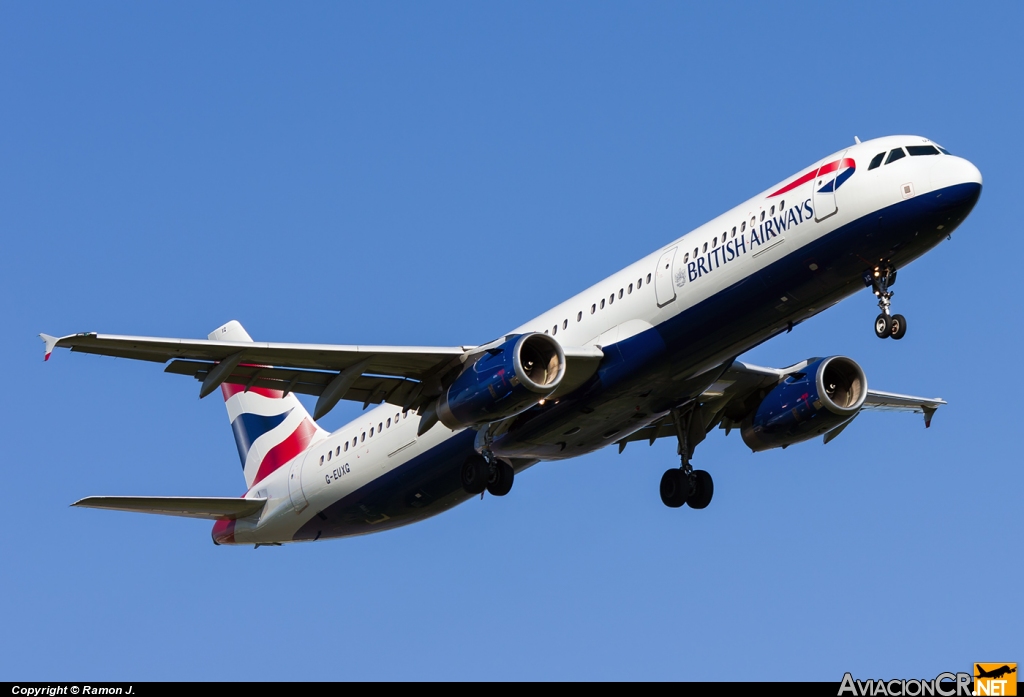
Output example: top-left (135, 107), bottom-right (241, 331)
top-left (769, 158), bottom-right (856, 198)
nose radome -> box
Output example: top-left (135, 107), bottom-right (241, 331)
top-left (931, 156), bottom-right (982, 191)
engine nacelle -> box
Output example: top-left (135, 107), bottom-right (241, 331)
top-left (741, 356), bottom-right (867, 452)
top-left (436, 333), bottom-right (565, 430)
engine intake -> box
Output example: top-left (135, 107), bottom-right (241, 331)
top-left (436, 333), bottom-right (565, 430)
top-left (741, 356), bottom-right (867, 452)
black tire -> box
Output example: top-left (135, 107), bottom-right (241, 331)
top-left (874, 313), bottom-right (892, 339)
top-left (687, 470), bottom-right (714, 510)
top-left (461, 456), bottom-right (489, 495)
top-left (486, 461), bottom-right (515, 497)
top-left (659, 469), bottom-right (690, 508)
top-left (890, 314), bottom-right (907, 340)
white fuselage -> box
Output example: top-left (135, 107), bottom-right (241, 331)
top-left (231, 135), bottom-right (982, 544)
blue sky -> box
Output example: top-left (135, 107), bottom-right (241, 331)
top-left (2, 2), bottom-right (1020, 681)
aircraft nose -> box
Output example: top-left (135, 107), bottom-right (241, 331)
top-left (959, 157), bottom-right (982, 187)
top-left (931, 155), bottom-right (982, 191)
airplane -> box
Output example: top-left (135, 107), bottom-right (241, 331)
top-left (976, 666), bottom-right (1016, 680)
top-left (40, 134), bottom-right (982, 546)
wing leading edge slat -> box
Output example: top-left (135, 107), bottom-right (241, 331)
top-left (45, 332), bottom-right (467, 376)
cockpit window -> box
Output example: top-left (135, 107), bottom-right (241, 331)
top-left (937, 146), bottom-right (951, 155)
top-left (885, 148), bottom-right (906, 165)
top-left (868, 152), bottom-right (885, 170)
top-left (907, 145), bottom-right (940, 156)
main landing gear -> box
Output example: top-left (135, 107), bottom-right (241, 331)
top-left (659, 405), bottom-right (714, 510)
top-left (867, 264), bottom-right (907, 340)
top-left (461, 453), bottom-right (514, 497)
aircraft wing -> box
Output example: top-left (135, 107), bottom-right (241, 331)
top-left (41, 331), bottom-right (466, 376)
top-left (72, 496), bottom-right (266, 520)
top-left (616, 359), bottom-right (946, 450)
top-left (40, 331), bottom-right (604, 417)
top-left (860, 389), bottom-right (946, 425)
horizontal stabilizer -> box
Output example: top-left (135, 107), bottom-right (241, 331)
top-left (72, 496), bottom-right (266, 520)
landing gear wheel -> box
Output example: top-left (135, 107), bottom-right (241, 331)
top-left (890, 314), bottom-right (907, 340)
top-left (874, 313), bottom-right (892, 339)
top-left (460, 456), bottom-right (489, 495)
top-left (660, 469), bottom-right (691, 508)
top-left (486, 461), bottom-right (514, 497)
top-left (686, 470), bottom-right (714, 510)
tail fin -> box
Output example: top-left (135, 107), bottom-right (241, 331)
top-left (211, 321), bottom-right (327, 489)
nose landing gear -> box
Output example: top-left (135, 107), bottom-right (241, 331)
top-left (866, 265), bottom-right (908, 340)
top-left (659, 404), bottom-right (714, 510)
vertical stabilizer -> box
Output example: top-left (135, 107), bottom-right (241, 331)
top-left (211, 321), bottom-right (327, 489)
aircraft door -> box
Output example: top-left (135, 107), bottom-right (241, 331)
top-left (812, 149), bottom-right (848, 222)
top-left (655, 247), bottom-right (678, 307)
top-left (288, 456), bottom-right (308, 513)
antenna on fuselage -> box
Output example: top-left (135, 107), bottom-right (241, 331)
top-left (854, 136), bottom-right (862, 144)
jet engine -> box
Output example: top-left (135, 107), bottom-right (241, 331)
top-left (435, 333), bottom-right (565, 430)
top-left (740, 356), bottom-right (867, 452)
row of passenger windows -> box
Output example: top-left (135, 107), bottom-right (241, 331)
top-left (868, 144), bottom-right (946, 170)
top-left (543, 273), bottom-right (654, 336)
top-left (681, 200), bottom-right (787, 264)
top-left (319, 411), bottom-right (410, 464)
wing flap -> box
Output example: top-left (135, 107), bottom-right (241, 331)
top-left (165, 360), bottom-right (422, 409)
top-left (72, 496), bottom-right (266, 520)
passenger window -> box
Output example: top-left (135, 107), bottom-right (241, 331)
top-left (750, 217), bottom-right (755, 227)
top-left (618, 289), bottom-right (623, 299)
top-left (361, 432), bottom-right (365, 442)
top-left (591, 304), bottom-right (596, 314)
top-left (370, 427), bottom-right (374, 437)
top-left (907, 145), bottom-right (940, 156)
top-left (628, 284), bottom-right (633, 294)
top-left (713, 237), bottom-right (718, 247)
top-left (608, 294), bottom-right (614, 305)
top-left (336, 446), bottom-right (340, 456)
top-left (693, 248), bottom-right (698, 257)
top-left (552, 325), bottom-right (557, 335)
top-left (646, 273), bottom-right (651, 283)
top-left (544, 329), bottom-right (549, 334)
top-left (353, 437), bottom-right (357, 447)
top-left (770, 205), bottom-right (775, 215)
top-left (344, 442), bottom-right (348, 452)
top-left (387, 418), bottom-right (391, 427)
top-left (600, 299), bottom-right (605, 309)
top-left (328, 451), bottom-right (332, 461)
top-left (683, 253), bottom-right (689, 263)
top-left (868, 152), bottom-right (885, 170)
top-left (741, 221), bottom-right (746, 232)
top-left (379, 422), bottom-right (383, 431)
top-left (780, 200), bottom-right (785, 210)
top-left (760, 211), bottom-right (765, 221)
top-left (885, 148), bottom-right (906, 165)
top-left (562, 319), bottom-right (568, 329)
top-left (731, 226), bottom-right (736, 237)
top-left (637, 278), bottom-right (642, 288)
top-left (577, 311), bottom-right (583, 321)
top-left (702, 242), bottom-right (707, 253)
top-left (320, 455), bottom-right (324, 465)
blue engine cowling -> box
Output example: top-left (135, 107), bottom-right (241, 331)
top-left (740, 356), bottom-right (867, 452)
top-left (436, 333), bottom-right (566, 430)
